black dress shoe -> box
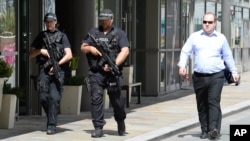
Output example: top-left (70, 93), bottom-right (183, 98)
top-left (91, 128), bottom-right (103, 138)
top-left (118, 121), bottom-right (126, 136)
top-left (210, 129), bottom-right (218, 139)
top-left (47, 126), bottom-right (56, 135)
top-left (200, 132), bottom-right (208, 139)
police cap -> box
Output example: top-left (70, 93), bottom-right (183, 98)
top-left (98, 9), bottom-right (113, 20)
top-left (44, 13), bottom-right (57, 22)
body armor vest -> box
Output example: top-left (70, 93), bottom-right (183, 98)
top-left (87, 28), bottom-right (119, 71)
top-left (37, 31), bottom-right (64, 64)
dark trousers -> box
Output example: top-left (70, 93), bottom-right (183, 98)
top-left (89, 71), bottom-right (126, 129)
top-left (192, 71), bottom-right (224, 133)
top-left (38, 69), bottom-right (64, 127)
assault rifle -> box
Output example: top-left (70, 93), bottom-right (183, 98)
top-left (43, 33), bottom-right (61, 79)
top-left (88, 33), bottom-right (121, 76)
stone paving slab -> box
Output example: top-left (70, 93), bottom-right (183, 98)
top-left (0, 72), bottom-right (250, 141)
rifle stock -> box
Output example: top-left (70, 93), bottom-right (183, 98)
top-left (88, 33), bottom-right (121, 76)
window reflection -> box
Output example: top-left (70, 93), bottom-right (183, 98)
top-left (161, 0), bottom-right (166, 49)
top-left (216, 3), bottom-right (222, 32)
top-left (44, 0), bottom-right (55, 13)
top-left (0, 0), bottom-right (15, 36)
top-left (0, 0), bottom-right (16, 86)
top-left (194, 1), bottom-right (204, 31)
top-left (160, 0), bottom-right (182, 93)
top-left (166, 51), bottom-right (180, 91)
top-left (234, 6), bottom-right (242, 46)
top-left (160, 53), bottom-right (166, 91)
top-left (206, 2), bottom-right (215, 13)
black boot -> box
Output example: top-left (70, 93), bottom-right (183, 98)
top-left (209, 128), bottom-right (218, 139)
top-left (200, 132), bottom-right (208, 139)
top-left (91, 128), bottom-right (103, 138)
top-left (47, 125), bottom-right (56, 135)
top-left (118, 121), bottom-right (126, 136)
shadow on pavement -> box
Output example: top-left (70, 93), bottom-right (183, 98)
top-left (0, 88), bottom-right (194, 139)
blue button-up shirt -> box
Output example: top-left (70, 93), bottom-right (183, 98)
top-left (178, 30), bottom-right (238, 74)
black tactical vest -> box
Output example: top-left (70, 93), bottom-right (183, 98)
top-left (44, 31), bottom-right (64, 59)
top-left (37, 30), bottom-right (64, 64)
top-left (87, 28), bottom-right (119, 71)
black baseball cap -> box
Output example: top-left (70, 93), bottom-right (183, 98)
top-left (98, 9), bottom-right (113, 20)
top-left (44, 13), bottom-right (57, 22)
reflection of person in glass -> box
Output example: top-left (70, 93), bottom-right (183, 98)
top-left (160, 54), bottom-right (166, 82)
top-left (178, 12), bottom-right (240, 140)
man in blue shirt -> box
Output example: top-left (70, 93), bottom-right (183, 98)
top-left (178, 12), bottom-right (240, 140)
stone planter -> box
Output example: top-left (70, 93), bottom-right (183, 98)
top-left (0, 94), bottom-right (17, 129)
top-left (0, 78), bottom-right (4, 111)
top-left (81, 87), bottom-right (110, 111)
top-left (71, 70), bottom-right (76, 76)
top-left (60, 85), bottom-right (83, 115)
top-left (122, 65), bottom-right (133, 102)
top-left (0, 93), bottom-right (2, 112)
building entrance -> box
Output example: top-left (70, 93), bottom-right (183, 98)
top-left (98, 0), bottom-right (136, 65)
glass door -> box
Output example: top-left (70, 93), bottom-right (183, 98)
top-left (0, 0), bottom-right (16, 86)
top-left (18, 0), bottom-right (56, 115)
top-left (97, 0), bottom-right (138, 91)
top-left (18, 0), bottom-right (30, 115)
top-left (97, 0), bottom-right (135, 65)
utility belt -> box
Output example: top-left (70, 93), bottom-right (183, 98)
top-left (88, 67), bottom-right (122, 94)
top-left (39, 62), bottom-right (66, 71)
top-left (89, 67), bottom-right (101, 73)
top-left (89, 67), bottom-right (123, 76)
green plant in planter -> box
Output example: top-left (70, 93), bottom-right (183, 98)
top-left (64, 75), bottom-right (85, 86)
top-left (0, 58), bottom-right (13, 78)
top-left (3, 80), bottom-right (24, 98)
top-left (69, 56), bottom-right (79, 70)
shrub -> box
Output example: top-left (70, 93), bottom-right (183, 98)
top-left (0, 58), bottom-right (13, 78)
top-left (64, 75), bottom-right (85, 86)
top-left (3, 80), bottom-right (24, 98)
top-left (69, 56), bottom-right (79, 70)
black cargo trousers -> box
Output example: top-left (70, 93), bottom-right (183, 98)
top-left (88, 70), bottom-right (126, 129)
top-left (37, 67), bottom-right (65, 127)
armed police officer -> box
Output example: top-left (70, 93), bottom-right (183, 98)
top-left (80, 9), bottom-right (130, 138)
top-left (29, 13), bottom-right (72, 135)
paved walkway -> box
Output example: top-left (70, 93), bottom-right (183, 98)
top-left (0, 72), bottom-right (250, 141)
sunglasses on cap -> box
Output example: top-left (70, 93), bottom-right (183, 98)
top-left (203, 21), bottom-right (214, 24)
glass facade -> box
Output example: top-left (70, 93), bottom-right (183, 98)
top-left (216, 3), bottom-right (222, 32)
top-left (160, 0), bottom-right (166, 91)
top-left (0, 0), bottom-right (16, 86)
top-left (159, 0), bottom-right (182, 93)
top-left (192, 0), bottom-right (250, 72)
top-left (230, 2), bottom-right (250, 72)
top-left (195, 1), bottom-right (204, 31)
top-left (6, 0), bottom-right (250, 115)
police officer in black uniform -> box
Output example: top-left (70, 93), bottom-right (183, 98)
top-left (80, 9), bottom-right (130, 138)
top-left (29, 13), bottom-right (72, 135)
